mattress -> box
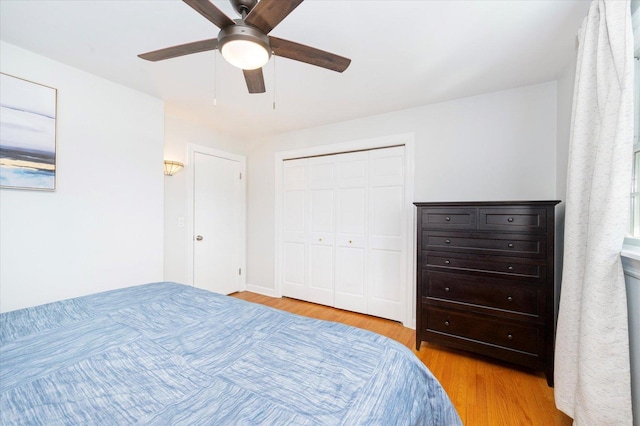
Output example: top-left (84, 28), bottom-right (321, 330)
top-left (0, 282), bottom-right (461, 425)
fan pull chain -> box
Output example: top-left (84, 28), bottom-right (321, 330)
top-left (213, 51), bottom-right (218, 106)
top-left (272, 55), bottom-right (276, 110)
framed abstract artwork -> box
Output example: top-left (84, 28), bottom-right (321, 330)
top-left (0, 73), bottom-right (57, 190)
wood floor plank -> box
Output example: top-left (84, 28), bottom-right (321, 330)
top-left (230, 291), bottom-right (572, 425)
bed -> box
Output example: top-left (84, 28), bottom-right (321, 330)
top-left (0, 282), bottom-right (461, 425)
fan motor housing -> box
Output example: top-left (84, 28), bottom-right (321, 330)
top-left (230, 0), bottom-right (258, 16)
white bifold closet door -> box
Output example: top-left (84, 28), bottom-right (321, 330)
top-left (281, 146), bottom-right (405, 322)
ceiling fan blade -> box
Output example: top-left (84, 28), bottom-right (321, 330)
top-left (270, 37), bottom-right (351, 73)
top-left (243, 68), bottom-right (266, 93)
top-left (244, 0), bottom-right (304, 34)
top-left (138, 38), bottom-right (218, 61)
top-left (183, 0), bottom-right (235, 28)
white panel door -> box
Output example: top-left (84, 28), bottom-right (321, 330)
top-left (193, 152), bottom-right (243, 295)
top-left (334, 151), bottom-right (368, 314)
top-left (307, 156), bottom-right (336, 306)
top-left (282, 159), bottom-right (308, 301)
top-left (367, 146), bottom-right (406, 321)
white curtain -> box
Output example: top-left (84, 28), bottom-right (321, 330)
top-left (555, 0), bottom-right (634, 424)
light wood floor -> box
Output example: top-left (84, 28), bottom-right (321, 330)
top-left (230, 291), bottom-right (572, 426)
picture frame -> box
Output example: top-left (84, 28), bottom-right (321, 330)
top-left (0, 73), bottom-right (58, 191)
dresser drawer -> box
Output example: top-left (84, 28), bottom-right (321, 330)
top-left (423, 270), bottom-right (541, 316)
top-left (478, 207), bottom-right (547, 232)
top-left (425, 252), bottom-right (544, 279)
top-left (425, 306), bottom-right (541, 355)
top-left (420, 208), bottom-right (477, 230)
top-left (422, 231), bottom-right (546, 258)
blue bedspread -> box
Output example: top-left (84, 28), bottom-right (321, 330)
top-left (0, 282), bottom-right (461, 425)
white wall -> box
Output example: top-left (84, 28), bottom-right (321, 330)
top-left (163, 103), bottom-right (248, 284)
top-left (246, 81), bottom-right (558, 293)
top-left (554, 49), bottom-right (578, 324)
top-left (0, 42), bottom-right (165, 312)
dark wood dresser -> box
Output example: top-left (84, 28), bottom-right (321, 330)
top-left (415, 201), bottom-right (560, 386)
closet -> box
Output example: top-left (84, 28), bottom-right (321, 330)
top-left (281, 146), bottom-right (406, 322)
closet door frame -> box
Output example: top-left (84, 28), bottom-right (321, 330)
top-left (274, 133), bottom-right (416, 328)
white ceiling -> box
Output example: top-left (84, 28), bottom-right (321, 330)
top-left (0, 0), bottom-right (591, 141)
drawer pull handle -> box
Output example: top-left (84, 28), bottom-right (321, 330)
top-left (445, 216), bottom-right (451, 222)
top-left (444, 287), bottom-right (451, 292)
top-left (508, 243), bottom-right (514, 248)
top-left (507, 296), bottom-right (513, 302)
top-left (507, 334), bottom-right (513, 340)
top-left (507, 265), bottom-right (514, 271)
top-left (444, 321), bottom-right (450, 326)
top-left (507, 217), bottom-right (514, 223)
top-left (445, 239), bottom-right (451, 244)
top-left (349, 240), bottom-right (352, 244)
top-left (319, 238), bottom-right (323, 242)
top-left (445, 259), bottom-right (451, 265)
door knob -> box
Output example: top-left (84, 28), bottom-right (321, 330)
top-left (195, 235), bottom-right (203, 241)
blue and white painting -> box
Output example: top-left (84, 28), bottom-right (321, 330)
top-left (0, 73), bottom-right (57, 190)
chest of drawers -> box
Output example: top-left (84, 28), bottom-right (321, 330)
top-left (415, 201), bottom-right (560, 386)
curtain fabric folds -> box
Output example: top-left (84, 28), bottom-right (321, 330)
top-left (554, 0), bottom-right (634, 424)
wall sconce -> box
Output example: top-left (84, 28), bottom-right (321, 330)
top-left (164, 160), bottom-right (184, 176)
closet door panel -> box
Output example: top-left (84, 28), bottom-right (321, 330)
top-left (337, 188), bottom-right (366, 235)
top-left (284, 190), bottom-right (305, 236)
top-left (369, 147), bottom-right (404, 186)
top-left (370, 250), bottom-right (402, 298)
top-left (368, 147), bottom-right (405, 321)
top-left (338, 153), bottom-right (367, 185)
top-left (308, 160), bottom-right (335, 187)
top-left (283, 160), bottom-right (306, 242)
top-left (335, 246), bottom-right (367, 312)
top-left (309, 189), bottom-right (335, 245)
top-left (282, 159), bottom-right (308, 301)
top-left (283, 242), bottom-right (306, 300)
top-left (283, 160), bottom-right (306, 189)
top-left (308, 245), bottom-right (334, 305)
top-left (307, 157), bottom-right (336, 306)
top-left (335, 186), bottom-right (367, 313)
top-left (282, 198), bottom-right (307, 301)
top-left (335, 151), bottom-right (368, 313)
top-left (369, 185), bottom-right (404, 251)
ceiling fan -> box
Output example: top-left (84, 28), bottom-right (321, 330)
top-left (138, 0), bottom-right (351, 94)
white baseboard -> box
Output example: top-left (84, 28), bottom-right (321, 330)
top-left (404, 319), bottom-right (416, 330)
top-left (246, 282), bottom-right (417, 330)
top-left (245, 283), bottom-right (278, 298)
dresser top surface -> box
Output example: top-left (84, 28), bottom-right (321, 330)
top-left (414, 201), bottom-right (561, 207)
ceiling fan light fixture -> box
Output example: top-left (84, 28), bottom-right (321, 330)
top-left (218, 24), bottom-right (271, 70)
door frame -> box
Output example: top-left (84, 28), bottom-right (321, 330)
top-left (274, 133), bottom-right (416, 328)
top-left (186, 144), bottom-right (246, 291)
